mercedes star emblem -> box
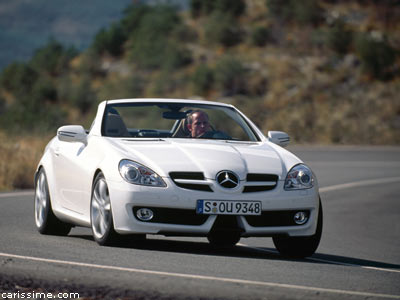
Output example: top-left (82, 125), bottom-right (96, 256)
top-left (216, 171), bottom-right (239, 189)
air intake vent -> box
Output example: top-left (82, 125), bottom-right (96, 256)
top-left (245, 210), bottom-right (310, 227)
top-left (243, 173), bottom-right (278, 193)
top-left (170, 172), bottom-right (213, 192)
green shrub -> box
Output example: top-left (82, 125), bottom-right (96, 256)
top-left (32, 78), bottom-right (58, 103)
top-left (213, 0), bottom-right (246, 17)
top-left (215, 56), bottom-right (247, 96)
top-left (190, 0), bottom-right (203, 17)
top-left (69, 77), bottom-right (97, 114)
top-left (172, 24), bottom-right (198, 43)
top-left (191, 0), bottom-right (245, 17)
top-left (192, 65), bottom-right (214, 95)
top-left (355, 33), bottom-right (397, 79)
top-left (0, 96), bottom-right (5, 115)
top-left (128, 5), bottom-right (191, 69)
top-left (30, 39), bottom-right (77, 75)
top-left (293, 0), bottom-right (323, 25)
top-left (121, 4), bottom-right (152, 35)
top-left (150, 70), bottom-right (183, 95)
top-left (0, 62), bottom-right (38, 94)
top-left (58, 76), bottom-right (96, 114)
top-left (327, 18), bottom-right (353, 55)
top-left (123, 75), bottom-right (145, 97)
top-left (205, 13), bottom-right (242, 47)
top-left (98, 75), bottom-right (145, 100)
top-left (0, 90), bottom-right (66, 133)
top-left (78, 51), bottom-right (105, 77)
top-left (251, 26), bottom-right (271, 47)
top-left (92, 23), bottom-right (127, 56)
top-left (266, 0), bottom-right (293, 20)
top-left (266, 0), bottom-right (323, 25)
top-left (164, 44), bottom-right (192, 70)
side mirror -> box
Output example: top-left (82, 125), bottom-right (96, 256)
top-left (57, 125), bottom-right (87, 145)
top-left (267, 131), bottom-right (290, 147)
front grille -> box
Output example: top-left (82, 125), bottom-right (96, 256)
top-left (133, 207), bottom-right (208, 225)
top-left (170, 172), bottom-right (213, 192)
top-left (243, 173), bottom-right (278, 193)
top-left (245, 210), bottom-right (310, 227)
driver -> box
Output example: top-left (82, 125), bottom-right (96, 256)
top-left (186, 110), bottom-right (211, 138)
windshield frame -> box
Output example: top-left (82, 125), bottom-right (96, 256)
top-left (101, 102), bottom-right (261, 142)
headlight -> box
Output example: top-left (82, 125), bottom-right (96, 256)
top-left (119, 159), bottom-right (166, 187)
top-left (284, 164), bottom-right (314, 190)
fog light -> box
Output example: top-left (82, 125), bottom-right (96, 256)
top-left (294, 211), bottom-right (308, 225)
top-left (136, 208), bottom-right (154, 221)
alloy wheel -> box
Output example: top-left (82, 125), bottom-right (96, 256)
top-left (91, 178), bottom-right (112, 239)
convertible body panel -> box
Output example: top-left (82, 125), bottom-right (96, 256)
top-left (35, 99), bottom-right (322, 253)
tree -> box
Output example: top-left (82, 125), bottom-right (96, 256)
top-left (355, 33), bottom-right (397, 79)
top-left (0, 62), bottom-right (38, 94)
top-left (30, 39), bottom-right (77, 75)
top-left (92, 23), bottom-right (127, 56)
top-left (266, 0), bottom-right (323, 25)
top-left (251, 26), bottom-right (271, 47)
top-left (205, 13), bottom-right (242, 47)
top-left (190, 0), bottom-right (246, 17)
top-left (192, 65), bottom-right (214, 95)
top-left (128, 5), bottom-right (191, 69)
top-left (215, 56), bottom-right (247, 96)
top-left (327, 18), bottom-right (353, 55)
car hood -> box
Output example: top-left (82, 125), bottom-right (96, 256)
top-left (108, 139), bottom-right (301, 180)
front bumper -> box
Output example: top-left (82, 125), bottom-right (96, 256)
top-left (108, 178), bottom-right (320, 237)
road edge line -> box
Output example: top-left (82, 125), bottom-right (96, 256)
top-left (0, 252), bottom-right (399, 299)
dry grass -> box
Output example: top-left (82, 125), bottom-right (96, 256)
top-left (0, 132), bottom-right (51, 191)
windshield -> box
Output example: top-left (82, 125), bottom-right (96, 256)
top-left (102, 102), bottom-right (259, 142)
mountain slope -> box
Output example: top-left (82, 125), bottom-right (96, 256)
top-left (0, 0), bottom-right (132, 70)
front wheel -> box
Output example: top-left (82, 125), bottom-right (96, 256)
top-left (90, 173), bottom-right (120, 246)
top-left (34, 169), bottom-right (71, 236)
top-left (273, 199), bottom-right (323, 258)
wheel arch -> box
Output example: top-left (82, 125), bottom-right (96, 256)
top-left (33, 165), bottom-right (43, 189)
top-left (34, 166), bottom-right (58, 211)
top-left (92, 168), bottom-right (104, 186)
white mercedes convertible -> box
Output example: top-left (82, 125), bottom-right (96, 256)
top-left (34, 99), bottom-right (322, 258)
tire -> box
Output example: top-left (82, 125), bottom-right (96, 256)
top-left (273, 199), bottom-right (323, 258)
top-left (207, 232), bottom-right (241, 248)
top-left (90, 173), bottom-right (120, 246)
top-left (34, 169), bottom-right (72, 236)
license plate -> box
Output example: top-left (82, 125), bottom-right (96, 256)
top-left (196, 200), bottom-right (262, 215)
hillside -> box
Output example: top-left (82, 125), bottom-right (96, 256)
top-left (0, 0), bottom-right (399, 190)
top-left (0, 0), bottom-right (134, 70)
top-left (0, 0), bottom-right (189, 70)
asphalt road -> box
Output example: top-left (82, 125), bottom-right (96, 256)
top-left (1, 146), bottom-right (399, 300)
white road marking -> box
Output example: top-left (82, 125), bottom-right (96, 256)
top-left (0, 190), bottom-right (34, 198)
top-left (0, 252), bottom-right (399, 299)
top-left (319, 176), bottom-right (400, 193)
top-left (245, 246), bottom-right (400, 274)
top-left (308, 257), bottom-right (400, 274)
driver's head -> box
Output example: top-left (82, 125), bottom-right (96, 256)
top-left (186, 110), bottom-right (210, 138)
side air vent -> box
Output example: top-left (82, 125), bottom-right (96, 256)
top-left (169, 172), bottom-right (213, 192)
top-left (243, 173), bottom-right (278, 193)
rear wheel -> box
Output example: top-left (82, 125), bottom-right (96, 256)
top-left (34, 169), bottom-right (71, 236)
top-left (273, 199), bottom-right (323, 258)
top-left (90, 173), bottom-right (120, 246)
